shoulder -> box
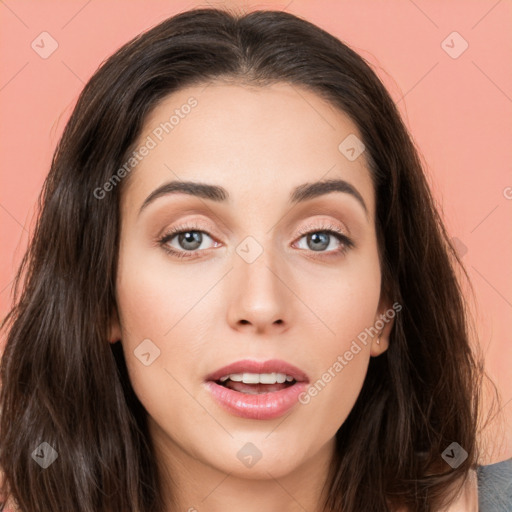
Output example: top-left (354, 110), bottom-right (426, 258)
top-left (476, 456), bottom-right (512, 511)
top-left (441, 457), bottom-right (512, 511)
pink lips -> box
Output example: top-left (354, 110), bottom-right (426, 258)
top-left (204, 359), bottom-right (309, 420)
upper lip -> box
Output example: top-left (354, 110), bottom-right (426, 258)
top-left (205, 359), bottom-right (309, 383)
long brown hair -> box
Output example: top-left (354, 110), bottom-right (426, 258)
top-left (1, 7), bottom-right (484, 511)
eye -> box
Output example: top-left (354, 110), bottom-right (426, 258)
top-left (157, 221), bottom-right (354, 260)
top-left (294, 223), bottom-right (354, 256)
top-left (157, 223), bottom-right (219, 259)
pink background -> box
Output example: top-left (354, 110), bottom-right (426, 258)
top-left (1, 0), bottom-right (511, 462)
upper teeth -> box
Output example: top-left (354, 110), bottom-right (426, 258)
top-left (219, 373), bottom-right (294, 384)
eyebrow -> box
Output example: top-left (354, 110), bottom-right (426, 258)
top-left (138, 178), bottom-right (368, 217)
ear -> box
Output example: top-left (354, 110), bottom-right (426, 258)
top-left (108, 305), bottom-right (122, 344)
top-left (370, 296), bottom-right (399, 357)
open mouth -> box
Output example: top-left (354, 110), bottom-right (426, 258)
top-left (204, 360), bottom-right (309, 419)
top-left (215, 374), bottom-right (297, 395)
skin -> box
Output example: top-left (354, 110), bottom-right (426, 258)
top-left (109, 82), bottom-right (394, 512)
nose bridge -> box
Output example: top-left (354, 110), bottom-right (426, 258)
top-left (227, 230), bottom-right (291, 330)
top-left (235, 232), bottom-right (282, 295)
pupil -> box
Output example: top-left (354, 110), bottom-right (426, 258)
top-left (179, 231), bottom-right (202, 250)
top-left (309, 232), bottom-right (329, 251)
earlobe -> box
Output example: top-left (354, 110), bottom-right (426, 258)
top-left (370, 299), bottom-right (396, 357)
top-left (370, 329), bottom-right (390, 356)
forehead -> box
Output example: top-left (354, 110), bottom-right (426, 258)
top-left (122, 82), bottom-right (374, 218)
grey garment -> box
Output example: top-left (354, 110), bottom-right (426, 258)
top-left (477, 457), bottom-right (512, 511)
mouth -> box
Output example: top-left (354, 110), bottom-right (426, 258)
top-left (215, 373), bottom-right (297, 394)
top-left (204, 359), bottom-right (309, 420)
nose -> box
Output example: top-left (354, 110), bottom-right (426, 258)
top-left (226, 241), bottom-right (291, 335)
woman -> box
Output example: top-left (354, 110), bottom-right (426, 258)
top-left (0, 7), bottom-right (505, 511)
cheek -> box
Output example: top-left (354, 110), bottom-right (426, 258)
top-left (292, 248), bottom-right (382, 346)
top-left (295, 286), bottom-right (377, 443)
top-left (291, 252), bottom-right (381, 430)
top-left (115, 259), bottom-right (210, 441)
top-left (114, 245), bottom-right (211, 407)
top-left (115, 241), bottom-right (215, 343)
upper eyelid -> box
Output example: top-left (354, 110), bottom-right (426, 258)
top-left (163, 221), bottom-right (347, 236)
top-left (296, 221), bottom-right (348, 235)
top-left (164, 212), bottom-right (350, 231)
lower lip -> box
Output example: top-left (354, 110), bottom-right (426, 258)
top-left (204, 380), bottom-right (308, 420)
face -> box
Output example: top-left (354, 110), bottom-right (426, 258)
top-left (110, 82), bottom-right (393, 482)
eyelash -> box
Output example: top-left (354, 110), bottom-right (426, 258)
top-left (157, 222), bottom-right (354, 260)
